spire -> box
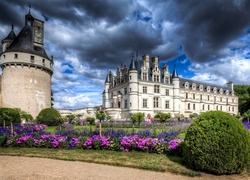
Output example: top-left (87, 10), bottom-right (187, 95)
top-left (172, 64), bottom-right (178, 78)
top-left (105, 71), bottom-right (110, 83)
top-left (29, 4), bottom-right (31, 14)
top-left (1, 24), bottom-right (16, 43)
top-left (129, 52), bottom-right (136, 70)
top-left (136, 50), bottom-right (138, 61)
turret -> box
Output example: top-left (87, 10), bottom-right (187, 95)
top-left (172, 65), bottom-right (180, 115)
top-left (1, 24), bottom-right (16, 52)
top-left (227, 81), bottom-right (234, 92)
top-left (129, 52), bottom-right (138, 112)
top-left (104, 71), bottom-right (111, 108)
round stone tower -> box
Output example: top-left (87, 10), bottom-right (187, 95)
top-left (0, 11), bottom-right (53, 118)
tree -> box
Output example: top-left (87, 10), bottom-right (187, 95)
top-left (243, 109), bottom-right (250, 122)
top-left (21, 113), bottom-right (33, 122)
top-left (234, 85), bottom-right (250, 115)
top-left (154, 112), bottom-right (171, 123)
top-left (86, 116), bottom-right (95, 133)
top-left (96, 111), bottom-right (107, 136)
top-left (66, 114), bottom-right (76, 123)
top-left (130, 112), bottom-right (145, 133)
top-left (36, 108), bottom-right (63, 126)
top-left (0, 108), bottom-right (20, 136)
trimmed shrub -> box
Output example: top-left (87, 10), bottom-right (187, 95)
top-left (36, 108), bottom-right (63, 126)
top-left (0, 108), bottom-right (21, 126)
top-left (183, 111), bottom-right (250, 175)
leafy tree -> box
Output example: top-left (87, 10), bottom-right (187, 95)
top-left (154, 112), bottom-right (171, 122)
top-left (86, 116), bottom-right (95, 133)
top-left (130, 112), bottom-right (145, 132)
top-left (243, 109), bottom-right (250, 122)
top-left (37, 108), bottom-right (63, 126)
top-left (234, 85), bottom-right (250, 115)
top-left (0, 108), bottom-right (20, 136)
top-left (96, 111), bottom-right (107, 136)
top-left (66, 114), bottom-right (76, 123)
top-left (21, 113), bottom-right (33, 122)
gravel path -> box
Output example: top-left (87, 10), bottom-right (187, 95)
top-left (0, 156), bottom-right (248, 180)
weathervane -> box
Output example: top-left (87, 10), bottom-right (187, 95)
top-left (28, 4), bottom-right (31, 14)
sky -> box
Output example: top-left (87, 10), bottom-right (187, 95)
top-left (0, 0), bottom-right (250, 109)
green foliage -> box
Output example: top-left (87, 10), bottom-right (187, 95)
top-left (183, 111), bottom-right (250, 175)
top-left (189, 113), bottom-right (198, 119)
top-left (243, 109), bottom-right (250, 122)
top-left (154, 112), bottom-right (171, 122)
top-left (0, 134), bottom-right (7, 147)
top-left (234, 85), bottom-right (250, 115)
top-left (36, 108), bottom-right (63, 126)
top-left (21, 113), bottom-right (33, 121)
top-left (0, 108), bottom-right (21, 126)
top-left (66, 114), bottom-right (76, 123)
top-left (96, 111), bottom-right (106, 122)
top-left (130, 112), bottom-right (145, 125)
top-left (86, 117), bottom-right (95, 126)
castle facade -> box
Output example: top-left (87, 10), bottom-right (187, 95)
top-left (103, 54), bottom-right (238, 119)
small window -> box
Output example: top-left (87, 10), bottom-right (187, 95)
top-left (143, 86), bottom-right (147, 93)
top-left (31, 55), bottom-right (35, 62)
top-left (3, 55), bottom-right (5, 59)
top-left (42, 59), bottom-right (45, 65)
top-left (15, 54), bottom-right (18, 58)
top-left (124, 100), bottom-right (127, 108)
top-left (193, 94), bottom-right (195, 99)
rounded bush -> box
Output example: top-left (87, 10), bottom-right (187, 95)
top-left (36, 108), bottom-right (63, 126)
top-left (183, 111), bottom-right (250, 175)
top-left (0, 108), bottom-right (21, 126)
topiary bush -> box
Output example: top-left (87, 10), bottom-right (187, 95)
top-left (183, 111), bottom-right (250, 175)
top-left (0, 108), bottom-right (21, 126)
top-left (36, 108), bottom-right (63, 126)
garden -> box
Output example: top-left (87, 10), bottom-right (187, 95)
top-left (0, 108), bottom-right (250, 177)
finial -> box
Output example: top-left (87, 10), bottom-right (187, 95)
top-left (51, 55), bottom-right (54, 60)
top-left (11, 22), bottom-right (14, 30)
top-left (132, 51), bottom-right (134, 60)
top-left (29, 4), bottom-right (31, 14)
top-left (136, 50), bottom-right (138, 60)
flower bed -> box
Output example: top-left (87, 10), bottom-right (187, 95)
top-left (0, 124), bottom-right (183, 155)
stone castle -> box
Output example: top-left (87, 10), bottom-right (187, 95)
top-left (103, 53), bottom-right (238, 119)
top-left (0, 11), bottom-right (53, 118)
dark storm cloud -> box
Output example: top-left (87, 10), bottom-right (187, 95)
top-left (1, 0), bottom-right (250, 67)
top-left (157, 0), bottom-right (250, 62)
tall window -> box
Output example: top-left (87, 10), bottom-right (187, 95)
top-left (124, 100), bottom-right (127, 108)
top-left (193, 104), bottom-right (195, 110)
top-left (207, 95), bottom-right (210, 101)
top-left (143, 99), bottom-right (147, 108)
top-left (165, 100), bottom-right (169, 109)
top-left (154, 97), bottom-right (159, 108)
top-left (208, 105), bottom-right (210, 110)
top-left (143, 73), bottom-right (147, 80)
top-left (186, 92), bottom-right (188, 99)
top-left (200, 94), bottom-right (202, 100)
top-left (203, 104), bottom-right (205, 110)
top-left (154, 85), bottom-right (160, 93)
top-left (193, 93), bottom-right (195, 99)
top-left (143, 86), bottom-right (147, 93)
top-left (188, 103), bottom-right (190, 110)
top-left (214, 96), bottom-right (216, 102)
top-left (154, 75), bottom-right (159, 82)
top-left (232, 98), bottom-right (234, 103)
top-left (165, 89), bottom-right (169, 96)
top-left (124, 88), bottom-right (127, 94)
top-left (220, 97), bottom-right (222, 102)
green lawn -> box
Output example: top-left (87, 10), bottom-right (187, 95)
top-left (0, 147), bottom-right (200, 177)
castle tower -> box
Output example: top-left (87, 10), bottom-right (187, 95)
top-left (128, 52), bottom-right (138, 114)
top-left (104, 71), bottom-right (111, 108)
top-left (172, 65), bottom-right (180, 115)
top-left (0, 11), bottom-right (53, 118)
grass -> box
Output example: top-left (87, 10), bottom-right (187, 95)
top-left (0, 147), bottom-right (201, 177)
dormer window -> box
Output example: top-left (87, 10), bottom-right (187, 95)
top-left (192, 83), bottom-right (196, 90)
top-left (207, 86), bottom-right (210, 92)
top-left (185, 82), bottom-right (189, 89)
top-left (199, 85), bottom-right (203, 91)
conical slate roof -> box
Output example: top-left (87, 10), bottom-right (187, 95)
top-left (172, 64), bottom-right (178, 78)
top-left (1, 25), bottom-right (16, 42)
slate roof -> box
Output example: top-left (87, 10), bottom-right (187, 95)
top-left (1, 25), bottom-right (16, 42)
top-left (3, 13), bottom-right (49, 59)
